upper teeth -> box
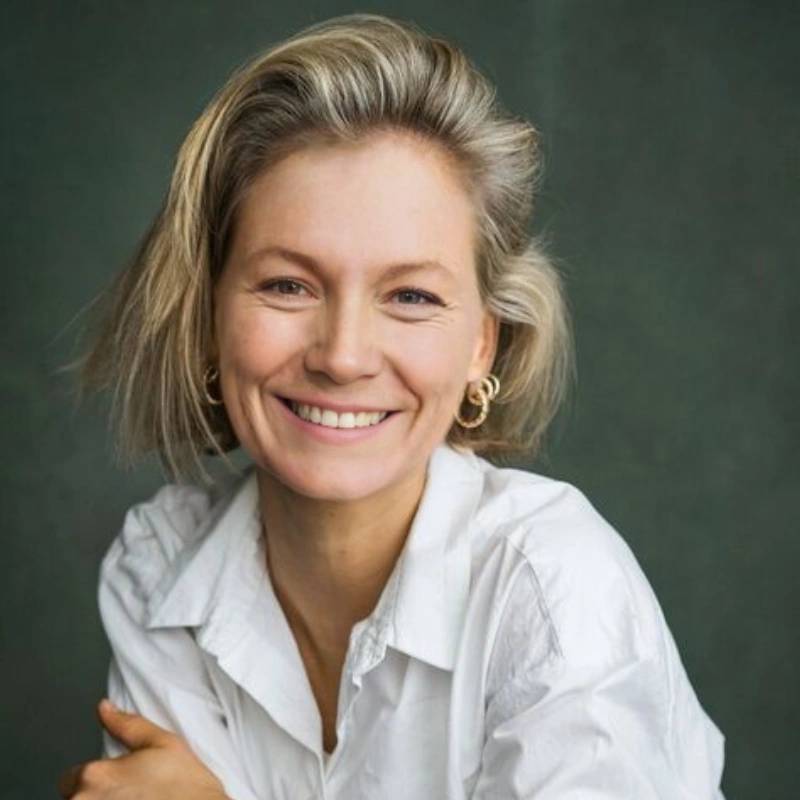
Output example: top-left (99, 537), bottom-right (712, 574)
top-left (290, 401), bottom-right (389, 429)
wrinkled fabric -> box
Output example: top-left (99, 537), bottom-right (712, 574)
top-left (98, 443), bottom-right (726, 799)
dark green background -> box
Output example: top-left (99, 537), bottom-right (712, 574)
top-left (2, 1), bottom-right (797, 797)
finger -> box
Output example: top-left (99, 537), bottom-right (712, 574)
top-left (56, 762), bottom-right (84, 798)
top-left (58, 759), bottom-right (113, 798)
top-left (97, 698), bottom-right (177, 751)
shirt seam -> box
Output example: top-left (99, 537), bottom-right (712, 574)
top-left (501, 530), bottom-right (565, 660)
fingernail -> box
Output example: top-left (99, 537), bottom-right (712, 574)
top-left (100, 698), bottom-right (118, 712)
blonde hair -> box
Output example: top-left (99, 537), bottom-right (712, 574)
top-left (75, 12), bottom-right (575, 483)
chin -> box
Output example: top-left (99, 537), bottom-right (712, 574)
top-left (261, 452), bottom-right (402, 503)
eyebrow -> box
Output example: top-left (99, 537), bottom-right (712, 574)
top-left (246, 245), bottom-right (456, 282)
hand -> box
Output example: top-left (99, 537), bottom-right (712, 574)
top-left (57, 698), bottom-right (230, 799)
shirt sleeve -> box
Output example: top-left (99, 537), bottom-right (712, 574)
top-left (97, 488), bottom-right (261, 800)
top-left (470, 529), bottom-right (727, 799)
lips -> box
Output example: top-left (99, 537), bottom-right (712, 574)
top-left (275, 393), bottom-right (399, 441)
top-left (276, 395), bottom-right (395, 430)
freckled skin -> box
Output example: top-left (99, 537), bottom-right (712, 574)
top-left (212, 129), bottom-right (499, 754)
top-left (213, 129), bottom-right (499, 505)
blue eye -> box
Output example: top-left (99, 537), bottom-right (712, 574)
top-left (262, 279), bottom-right (307, 296)
top-left (394, 288), bottom-right (441, 305)
top-left (258, 280), bottom-right (442, 307)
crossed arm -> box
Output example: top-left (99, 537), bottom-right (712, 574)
top-left (57, 698), bottom-right (233, 800)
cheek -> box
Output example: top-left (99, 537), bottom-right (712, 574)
top-left (388, 324), bottom-right (474, 403)
top-left (216, 294), bottom-right (479, 405)
top-left (219, 306), bottom-right (304, 376)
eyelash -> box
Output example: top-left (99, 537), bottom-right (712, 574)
top-left (259, 279), bottom-right (442, 306)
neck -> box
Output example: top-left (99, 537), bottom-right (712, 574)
top-left (256, 464), bottom-right (427, 661)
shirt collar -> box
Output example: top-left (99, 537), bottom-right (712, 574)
top-left (143, 468), bottom-right (261, 641)
top-left (385, 443), bottom-right (483, 671)
top-left (144, 443), bottom-right (485, 672)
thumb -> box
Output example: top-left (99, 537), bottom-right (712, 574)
top-left (97, 698), bottom-right (176, 750)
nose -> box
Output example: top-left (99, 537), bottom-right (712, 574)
top-left (303, 296), bottom-right (382, 384)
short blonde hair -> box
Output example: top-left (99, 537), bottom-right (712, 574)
top-left (76, 12), bottom-right (575, 483)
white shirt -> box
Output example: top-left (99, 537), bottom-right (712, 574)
top-left (98, 443), bottom-right (726, 799)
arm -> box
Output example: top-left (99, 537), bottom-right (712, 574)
top-left (96, 503), bottom-right (262, 800)
top-left (471, 653), bottom-right (726, 798)
top-left (59, 697), bottom-right (234, 800)
top-left (469, 557), bottom-right (726, 799)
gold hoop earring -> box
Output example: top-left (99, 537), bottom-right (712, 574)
top-left (455, 373), bottom-right (500, 429)
top-left (203, 365), bottom-right (224, 406)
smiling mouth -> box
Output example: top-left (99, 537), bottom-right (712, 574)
top-left (278, 396), bottom-right (397, 429)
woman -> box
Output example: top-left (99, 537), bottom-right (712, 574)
top-left (61, 13), bottom-right (726, 800)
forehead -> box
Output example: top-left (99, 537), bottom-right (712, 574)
top-left (228, 130), bottom-right (478, 279)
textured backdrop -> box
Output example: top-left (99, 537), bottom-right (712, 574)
top-left (2, 1), bottom-right (797, 797)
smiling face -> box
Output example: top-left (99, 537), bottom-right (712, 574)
top-left (212, 129), bottom-right (498, 502)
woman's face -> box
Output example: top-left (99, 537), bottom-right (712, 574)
top-left (213, 129), bottom-right (498, 502)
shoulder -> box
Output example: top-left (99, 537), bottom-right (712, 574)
top-left (97, 475), bottom-right (235, 620)
top-left (467, 455), bottom-right (665, 666)
top-left (455, 454), bottom-right (727, 795)
top-left (96, 477), bottom-right (248, 761)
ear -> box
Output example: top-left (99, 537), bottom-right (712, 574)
top-left (467, 310), bottom-right (500, 382)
